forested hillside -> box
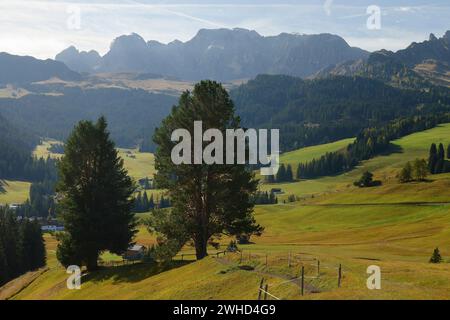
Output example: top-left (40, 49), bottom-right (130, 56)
top-left (0, 87), bottom-right (177, 150)
top-left (315, 31), bottom-right (450, 89)
top-left (231, 74), bottom-right (450, 151)
top-left (0, 114), bottom-right (46, 180)
top-left (0, 53), bottom-right (81, 85)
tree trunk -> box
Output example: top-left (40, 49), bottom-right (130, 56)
top-left (195, 237), bottom-right (208, 260)
top-left (86, 254), bottom-right (99, 272)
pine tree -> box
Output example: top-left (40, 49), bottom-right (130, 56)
top-left (428, 143), bottom-right (437, 174)
top-left (276, 164), bottom-right (286, 182)
top-left (56, 117), bottom-right (137, 271)
top-left (436, 143), bottom-right (445, 173)
top-left (429, 247), bottom-right (442, 263)
top-left (142, 192), bottom-right (149, 211)
top-left (0, 209), bottom-right (22, 278)
top-left (285, 164), bottom-right (294, 182)
top-left (296, 163), bottom-right (302, 179)
top-left (134, 192), bottom-right (142, 212)
top-left (151, 80), bottom-right (262, 260)
top-left (19, 220), bottom-right (46, 271)
top-left (0, 240), bottom-right (8, 286)
top-left (354, 171), bottom-right (374, 187)
top-left (148, 194), bottom-right (155, 210)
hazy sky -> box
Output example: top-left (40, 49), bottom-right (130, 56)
top-left (0, 0), bottom-right (449, 59)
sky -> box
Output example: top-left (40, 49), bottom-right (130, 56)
top-left (0, 0), bottom-right (449, 59)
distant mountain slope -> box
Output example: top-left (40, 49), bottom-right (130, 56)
top-left (315, 31), bottom-right (450, 89)
top-left (0, 53), bottom-right (81, 85)
top-left (56, 28), bottom-right (369, 81)
top-left (0, 113), bottom-right (39, 179)
top-left (55, 46), bottom-right (101, 73)
top-left (231, 74), bottom-right (450, 151)
top-left (0, 87), bottom-right (177, 150)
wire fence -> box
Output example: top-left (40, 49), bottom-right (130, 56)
top-left (97, 248), bottom-right (344, 300)
top-left (217, 249), bottom-right (345, 300)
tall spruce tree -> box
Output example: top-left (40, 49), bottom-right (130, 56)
top-left (286, 164), bottom-right (294, 182)
top-left (152, 80), bottom-right (262, 260)
top-left (56, 117), bottom-right (136, 271)
top-left (276, 164), bottom-right (286, 182)
top-left (0, 239), bottom-right (8, 285)
top-left (428, 143), bottom-right (437, 174)
top-left (19, 219), bottom-right (46, 271)
top-left (0, 207), bottom-right (46, 286)
top-left (436, 143), bottom-right (445, 173)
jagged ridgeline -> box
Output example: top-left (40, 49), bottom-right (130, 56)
top-left (231, 74), bottom-right (450, 152)
top-left (315, 31), bottom-right (450, 89)
top-left (56, 28), bottom-right (369, 80)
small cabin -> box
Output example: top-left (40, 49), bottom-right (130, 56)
top-left (123, 244), bottom-right (146, 261)
top-left (270, 188), bottom-right (284, 195)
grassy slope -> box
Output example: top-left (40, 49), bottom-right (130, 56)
top-left (1, 142), bottom-right (158, 205)
top-left (10, 124), bottom-right (450, 300)
top-left (0, 180), bottom-right (31, 204)
top-left (116, 148), bottom-right (156, 181)
top-left (280, 138), bottom-right (354, 173)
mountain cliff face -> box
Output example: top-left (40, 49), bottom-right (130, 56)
top-left (56, 28), bottom-right (369, 81)
top-left (0, 53), bottom-right (81, 85)
top-left (55, 46), bottom-right (101, 73)
top-left (314, 31), bottom-right (450, 89)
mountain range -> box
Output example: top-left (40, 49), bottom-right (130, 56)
top-left (315, 31), bottom-right (450, 89)
top-left (55, 28), bottom-right (369, 81)
top-left (0, 28), bottom-right (449, 153)
top-left (0, 52), bottom-right (81, 85)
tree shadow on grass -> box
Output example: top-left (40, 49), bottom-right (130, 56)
top-left (0, 180), bottom-right (7, 194)
top-left (82, 260), bottom-right (194, 285)
top-left (377, 143), bottom-right (403, 156)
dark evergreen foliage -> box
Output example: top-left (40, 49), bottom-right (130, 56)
top-left (232, 74), bottom-right (450, 152)
top-left (427, 142), bottom-right (450, 174)
top-left (151, 80), bottom-right (263, 260)
top-left (0, 207), bottom-right (46, 286)
top-left (56, 117), bottom-right (137, 271)
top-left (295, 114), bottom-right (450, 179)
top-left (429, 247), bottom-right (443, 263)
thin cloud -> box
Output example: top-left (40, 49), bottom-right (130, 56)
top-left (0, 0), bottom-right (448, 58)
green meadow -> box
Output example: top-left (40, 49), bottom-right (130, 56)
top-left (6, 124), bottom-right (450, 300)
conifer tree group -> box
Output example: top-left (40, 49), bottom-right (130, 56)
top-left (428, 143), bottom-right (450, 174)
top-left (0, 207), bottom-right (46, 286)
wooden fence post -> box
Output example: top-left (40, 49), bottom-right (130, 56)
top-left (288, 252), bottom-right (291, 268)
top-left (240, 250), bottom-right (243, 263)
top-left (317, 260), bottom-right (320, 277)
top-left (265, 253), bottom-right (268, 268)
top-left (338, 264), bottom-right (342, 288)
top-left (181, 254), bottom-right (184, 261)
top-left (257, 278), bottom-right (264, 300)
top-left (264, 284), bottom-right (268, 300)
top-left (301, 266), bottom-right (305, 296)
